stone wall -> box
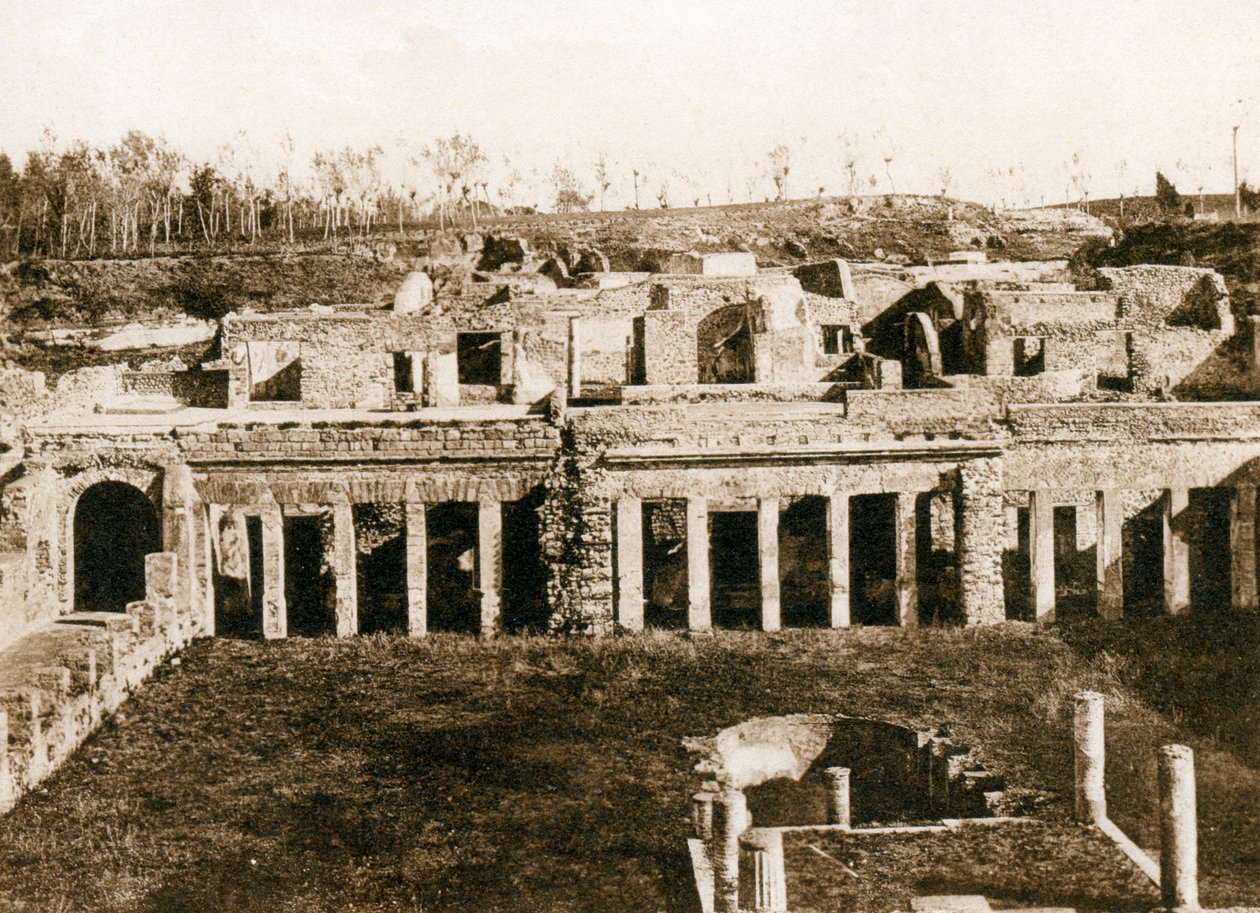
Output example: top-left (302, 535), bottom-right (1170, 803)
top-left (0, 551), bottom-right (200, 814)
top-left (1096, 265), bottom-right (1233, 331)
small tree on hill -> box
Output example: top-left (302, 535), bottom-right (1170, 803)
top-left (1155, 171), bottom-right (1182, 215)
top-left (1239, 181), bottom-right (1259, 215)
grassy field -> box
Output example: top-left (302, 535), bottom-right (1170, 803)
top-left (0, 622), bottom-right (1256, 913)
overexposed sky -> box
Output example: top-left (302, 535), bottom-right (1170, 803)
top-left (1, 0), bottom-right (1257, 207)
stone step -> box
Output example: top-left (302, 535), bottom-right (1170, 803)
top-left (54, 611), bottom-right (123, 628)
top-left (912, 896), bottom-right (991, 913)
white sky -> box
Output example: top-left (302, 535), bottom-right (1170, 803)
top-left (1, 0), bottom-right (1257, 208)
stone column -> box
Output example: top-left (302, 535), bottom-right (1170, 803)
top-left (1163, 488), bottom-right (1191, 616)
top-left (758, 498), bottom-right (781, 632)
top-left (1231, 484), bottom-right (1258, 612)
top-left (711, 789), bottom-right (747, 913)
top-left (895, 492), bottom-right (918, 627)
top-left (1158, 744), bottom-right (1198, 911)
top-left (1073, 691), bottom-right (1106, 823)
top-left (331, 503), bottom-right (358, 637)
top-left (615, 497), bottom-right (644, 631)
top-left (199, 505), bottom-right (216, 636)
top-left (687, 498), bottom-right (712, 632)
top-left (409, 353), bottom-right (425, 401)
top-left (161, 463), bottom-right (196, 619)
top-left (1028, 489), bottom-right (1056, 623)
top-left (478, 500), bottom-right (502, 637)
top-left (405, 502), bottom-right (428, 637)
top-left (738, 828), bottom-right (788, 913)
top-left (824, 766), bottom-right (851, 827)
top-left (1095, 490), bottom-right (1124, 620)
top-left (692, 790), bottom-right (715, 840)
top-left (827, 492), bottom-right (850, 628)
top-left (958, 459), bottom-right (1006, 625)
top-left (260, 504), bottom-right (286, 639)
top-left (567, 316), bottom-right (582, 398)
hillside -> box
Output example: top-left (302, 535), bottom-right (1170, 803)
top-left (0, 195), bottom-right (1108, 332)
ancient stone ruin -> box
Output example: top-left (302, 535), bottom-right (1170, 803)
top-left (1, 247), bottom-right (1258, 807)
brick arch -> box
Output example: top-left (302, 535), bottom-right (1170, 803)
top-left (58, 467), bottom-right (163, 609)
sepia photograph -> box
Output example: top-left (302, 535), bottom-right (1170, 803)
top-left (0, 1), bottom-right (1257, 910)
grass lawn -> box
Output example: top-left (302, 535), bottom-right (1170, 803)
top-left (0, 622), bottom-right (1256, 912)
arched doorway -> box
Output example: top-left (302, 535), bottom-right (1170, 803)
top-left (697, 305), bottom-right (755, 384)
top-left (74, 481), bottom-right (161, 612)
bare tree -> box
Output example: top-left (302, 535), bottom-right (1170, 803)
top-left (423, 133), bottom-right (487, 229)
top-left (937, 166), bottom-right (953, 198)
top-left (767, 144), bottom-right (791, 200)
top-left (593, 153), bottom-right (612, 212)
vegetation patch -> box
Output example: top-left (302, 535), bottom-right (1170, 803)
top-left (0, 625), bottom-right (1254, 912)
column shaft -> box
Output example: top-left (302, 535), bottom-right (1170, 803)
top-left (405, 502), bottom-right (428, 637)
top-left (332, 503), bottom-right (358, 637)
top-left (1029, 489), bottom-right (1056, 623)
top-left (261, 506), bottom-right (286, 639)
top-left (895, 493), bottom-right (918, 627)
top-left (687, 498), bottom-right (711, 632)
top-left (1096, 489), bottom-right (1124, 620)
top-left (758, 499), bottom-right (781, 632)
top-left (711, 790), bottom-right (747, 913)
top-left (1163, 488), bottom-right (1190, 615)
top-left (616, 497), bottom-right (644, 631)
top-left (1231, 484), bottom-right (1258, 612)
top-left (1073, 691), bottom-right (1107, 823)
top-left (1158, 744), bottom-right (1198, 910)
top-left (738, 829), bottom-right (788, 913)
top-left (567, 316), bottom-right (582, 397)
top-left (957, 458), bottom-right (1006, 625)
top-left (478, 500), bottom-right (502, 636)
top-left (827, 492), bottom-right (850, 628)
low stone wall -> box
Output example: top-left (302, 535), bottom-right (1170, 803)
top-left (0, 551), bottom-right (199, 814)
top-left (685, 713), bottom-right (1008, 822)
top-left (1008, 402), bottom-right (1260, 442)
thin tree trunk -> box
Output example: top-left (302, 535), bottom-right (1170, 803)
top-left (196, 201), bottom-right (211, 242)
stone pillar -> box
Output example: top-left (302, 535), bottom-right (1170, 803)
top-left (409, 353), bottom-right (425, 400)
top-left (758, 498), bottom-right (781, 633)
top-left (738, 828), bottom-right (788, 913)
top-left (405, 502), bottom-right (427, 637)
top-left (1163, 488), bottom-right (1191, 616)
top-left (145, 552), bottom-right (179, 630)
top-left (478, 500), bottom-right (502, 637)
top-left (1029, 489), bottom-right (1056, 623)
top-left (895, 492), bottom-right (918, 627)
top-left (958, 459), bottom-right (1006, 625)
top-left (687, 498), bottom-right (712, 632)
top-left (711, 789), bottom-right (747, 913)
top-left (331, 503), bottom-right (358, 637)
top-left (1095, 490), bottom-right (1124, 620)
top-left (615, 497), bottom-right (644, 631)
top-left (261, 505), bottom-right (286, 639)
top-left (827, 492), bottom-right (850, 628)
top-left (1158, 744), bottom-right (1198, 911)
top-left (824, 766), bottom-right (851, 827)
top-left (567, 316), bottom-right (582, 398)
top-left (198, 505), bottom-right (216, 636)
top-left (161, 463), bottom-right (196, 618)
top-left (1231, 484), bottom-right (1258, 612)
top-left (692, 790), bottom-right (715, 840)
top-left (1073, 691), bottom-right (1107, 823)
